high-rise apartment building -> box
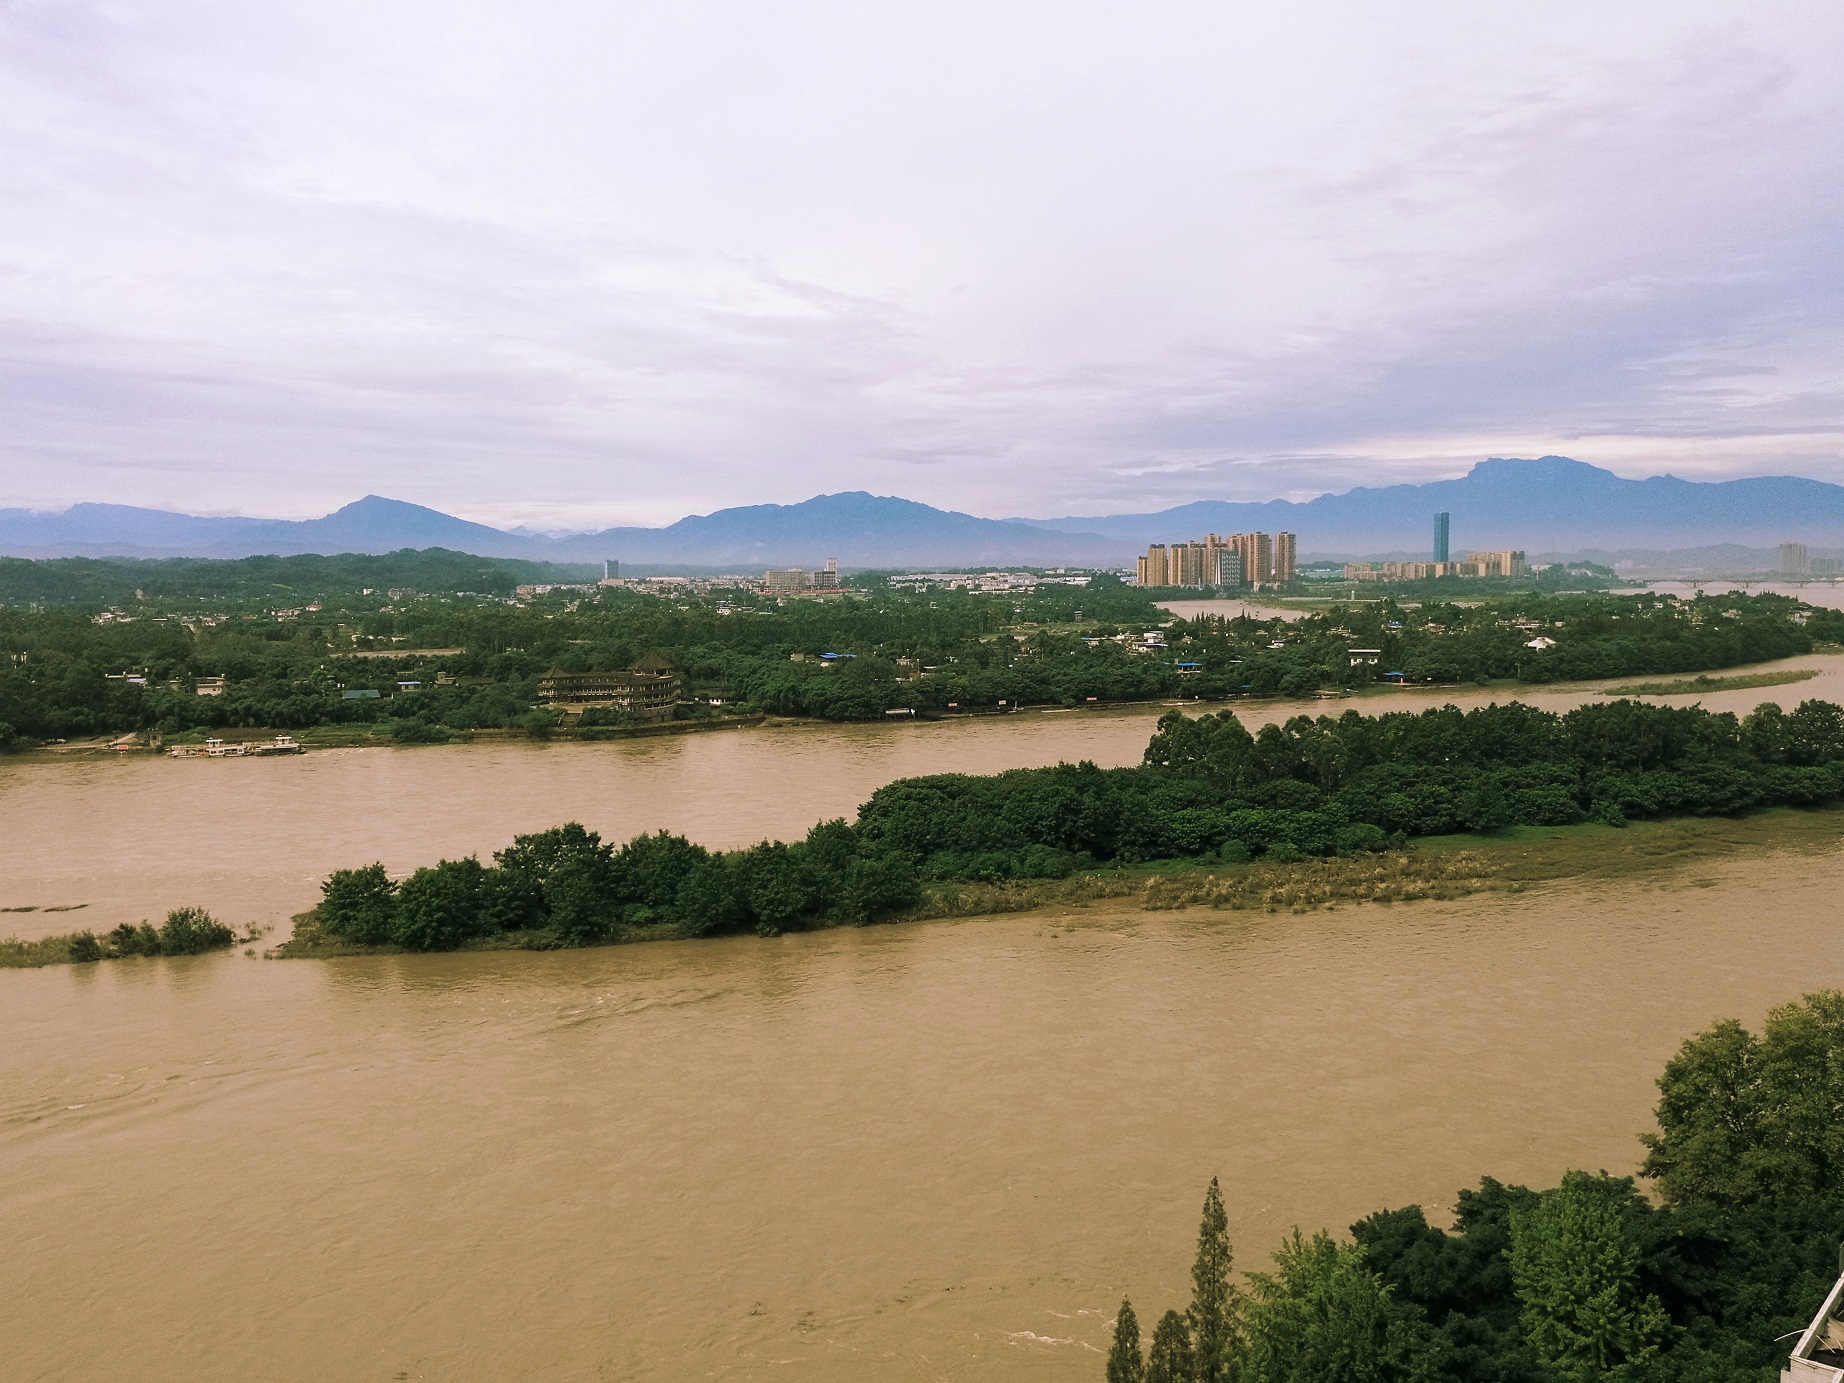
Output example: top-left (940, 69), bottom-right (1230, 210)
top-left (1459, 550), bottom-right (1526, 578)
top-left (1781, 542), bottom-right (1810, 576)
top-left (1176, 541), bottom-right (1208, 586)
top-left (1135, 532), bottom-right (1292, 587)
top-left (1273, 532), bottom-right (1296, 583)
top-left (1228, 532), bottom-right (1271, 586)
top-left (1433, 513), bottom-right (1450, 564)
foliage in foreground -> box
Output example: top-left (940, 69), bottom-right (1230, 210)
top-left (1106, 992), bottom-right (1844, 1383)
top-left (308, 695), bottom-right (1844, 948)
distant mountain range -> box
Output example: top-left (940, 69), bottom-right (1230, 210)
top-left (1014, 456), bottom-right (1844, 555)
top-left (0, 492), bottom-right (1123, 566)
top-left (3, 457), bottom-right (1842, 567)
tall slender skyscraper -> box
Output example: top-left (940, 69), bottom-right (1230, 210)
top-left (1273, 532), bottom-right (1296, 583)
top-left (1433, 512), bottom-right (1450, 564)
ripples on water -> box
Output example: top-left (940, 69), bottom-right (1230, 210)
top-left (5, 848), bottom-right (1844, 1380)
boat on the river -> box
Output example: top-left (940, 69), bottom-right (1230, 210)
top-left (168, 734), bottom-right (305, 759)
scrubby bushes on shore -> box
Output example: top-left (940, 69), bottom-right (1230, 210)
top-left (0, 907), bottom-right (235, 968)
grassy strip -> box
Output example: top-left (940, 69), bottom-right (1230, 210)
top-left (899, 810), bottom-right (1844, 920)
top-left (891, 851), bottom-right (1509, 921)
top-left (1601, 668), bottom-right (1820, 696)
top-left (0, 934), bottom-right (91, 968)
top-left (271, 806), bottom-right (1844, 960)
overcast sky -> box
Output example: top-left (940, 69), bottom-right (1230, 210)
top-left (3, 1), bottom-right (1842, 527)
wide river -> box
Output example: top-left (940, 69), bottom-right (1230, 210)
top-left (7, 638), bottom-right (1844, 1380)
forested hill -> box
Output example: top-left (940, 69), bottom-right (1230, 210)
top-left (0, 549), bottom-right (598, 605)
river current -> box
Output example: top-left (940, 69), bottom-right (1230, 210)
top-left (6, 644), bottom-right (1844, 1379)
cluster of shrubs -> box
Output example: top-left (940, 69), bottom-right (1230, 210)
top-left (313, 821), bottom-right (922, 951)
top-left (67, 907), bottom-right (235, 961)
top-left (1109, 992), bottom-right (1844, 1383)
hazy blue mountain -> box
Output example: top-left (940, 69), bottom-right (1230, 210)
top-left (0, 490), bottom-right (1121, 565)
top-left (547, 492), bottom-right (1119, 565)
top-left (0, 502), bottom-right (272, 556)
top-left (6, 458), bottom-right (1844, 565)
top-left (1015, 456), bottom-right (1844, 552)
top-left (0, 495), bottom-right (532, 559)
top-left (243, 496), bottom-right (536, 558)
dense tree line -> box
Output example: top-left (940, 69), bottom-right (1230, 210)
top-left (1105, 992), bottom-right (1844, 1383)
top-left (311, 821), bottom-right (922, 948)
top-left (308, 696), bottom-right (1844, 949)
top-left (0, 566), bottom-right (1155, 741)
top-left (0, 548), bottom-right (599, 606)
top-left (0, 566), bottom-right (1829, 744)
top-left (856, 696), bottom-right (1844, 881)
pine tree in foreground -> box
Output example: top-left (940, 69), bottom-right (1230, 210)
top-left (1145, 1309), bottom-right (1194, 1383)
top-left (1188, 1176), bottom-right (1239, 1383)
top-left (1106, 1297), bottom-right (1144, 1383)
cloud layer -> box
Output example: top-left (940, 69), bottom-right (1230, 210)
top-left (3, 0), bottom-right (1841, 525)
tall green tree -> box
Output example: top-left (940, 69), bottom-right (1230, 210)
top-left (1508, 1172), bottom-right (1667, 1382)
top-left (1106, 1298), bottom-right (1144, 1383)
top-left (1639, 1017), bottom-right (1776, 1206)
top-left (317, 862), bottom-right (398, 943)
top-left (1145, 1309), bottom-right (1194, 1383)
top-left (390, 856), bottom-right (488, 951)
top-left (1240, 1230), bottom-right (1434, 1383)
top-left (1641, 990), bottom-right (1844, 1206)
top-left (1188, 1177), bottom-right (1239, 1382)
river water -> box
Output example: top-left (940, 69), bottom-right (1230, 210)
top-left (8, 640), bottom-right (1844, 1380)
top-left (7, 847), bottom-right (1844, 1381)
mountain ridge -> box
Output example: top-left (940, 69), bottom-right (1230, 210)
top-left (4, 457), bottom-right (1843, 565)
top-left (1011, 456), bottom-right (1844, 550)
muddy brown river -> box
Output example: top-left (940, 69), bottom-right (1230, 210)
top-left (6, 655), bottom-right (1844, 1379)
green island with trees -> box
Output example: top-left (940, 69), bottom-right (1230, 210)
top-left (0, 545), bottom-right (1836, 748)
top-left (267, 693), bottom-right (1844, 954)
top-left (1104, 990), bottom-right (1844, 1383)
